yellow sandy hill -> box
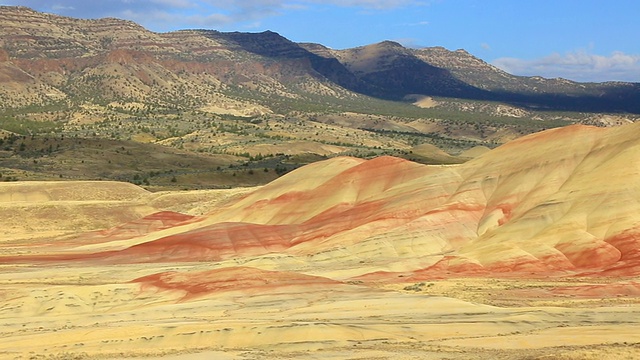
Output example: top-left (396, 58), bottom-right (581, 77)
top-left (87, 122), bottom-right (637, 279)
top-left (2, 122), bottom-right (640, 358)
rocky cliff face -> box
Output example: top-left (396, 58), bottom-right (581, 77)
top-left (1, 6), bottom-right (639, 114)
top-left (0, 6), bottom-right (357, 111)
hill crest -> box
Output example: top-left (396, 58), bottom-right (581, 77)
top-left (1, 6), bottom-right (639, 114)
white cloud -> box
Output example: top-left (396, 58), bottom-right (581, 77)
top-left (121, 9), bottom-right (234, 29)
top-left (5, 0), bottom-right (428, 31)
top-left (150, 0), bottom-right (194, 8)
top-left (317, 0), bottom-right (425, 9)
top-left (51, 5), bottom-right (75, 11)
top-left (493, 50), bottom-right (640, 83)
top-left (394, 20), bottom-right (428, 27)
top-left (6, 0), bottom-right (426, 17)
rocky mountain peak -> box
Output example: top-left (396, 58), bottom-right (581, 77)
top-left (0, 6), bottom-right (638, 114)
top-left (376, 40), bottom-right (405, 48)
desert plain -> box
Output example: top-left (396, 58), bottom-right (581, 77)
top-left (1, 123), bottom-right (640, 360)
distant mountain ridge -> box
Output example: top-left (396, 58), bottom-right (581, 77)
top-left (1, 5), bottom-right (639, 114)
top-left (301, 41), bottom-right (640, 112)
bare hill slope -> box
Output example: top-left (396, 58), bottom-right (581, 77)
top-left (13, 122), bottom-right (637, 279)
top-left (2, 6), bottom-right (639, 114)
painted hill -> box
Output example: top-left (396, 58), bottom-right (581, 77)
top-left (117, 122), bottom-right (640, 278)
top-left (4, 122), bottom-right (640, 277)
top-left (3, 122), bottom-right (640, 358)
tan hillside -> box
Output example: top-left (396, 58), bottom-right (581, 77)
top-left (459, 145), bottom-right (491, 158)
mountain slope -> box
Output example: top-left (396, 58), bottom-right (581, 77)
top-left (0, 6), bottom-right (361, 113)
top-left (302, 42), bottom-right (640, 112)
top-left (302, 41), bottom-right (492, 100)
top-left (1, 5), bottom-right (639, 115)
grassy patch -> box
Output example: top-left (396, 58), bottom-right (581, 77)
top-left (0, 116), bottom-right (62, 135)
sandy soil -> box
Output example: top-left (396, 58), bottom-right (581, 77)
top-left (404, 94), bottom-right (439, 108)
top-left (1, 180), bottom-right (639, 359)
top-left (1, 261), bottom-right (639, 359)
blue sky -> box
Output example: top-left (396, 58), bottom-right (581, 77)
top-left (4, 0), bottom-right (640, 82)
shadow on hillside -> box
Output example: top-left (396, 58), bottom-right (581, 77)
top-left (204, 30), bottom-right (640, 114)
